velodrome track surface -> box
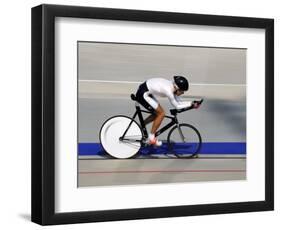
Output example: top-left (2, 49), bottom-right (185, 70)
top-left (78, 157), bottom-right (246, 187)
top-left (78, 94), bottom-right (246, 187)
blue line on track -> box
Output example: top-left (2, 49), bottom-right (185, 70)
top-left (78, 142), bottom-right (246, 156)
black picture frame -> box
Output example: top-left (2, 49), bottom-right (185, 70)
top-left (31, 4), bottom-right (274, 225)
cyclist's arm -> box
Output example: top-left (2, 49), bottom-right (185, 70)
top-left (168, 93), bottom-right (192, 109)
top-left (173, 95), bottom-right (181, 102)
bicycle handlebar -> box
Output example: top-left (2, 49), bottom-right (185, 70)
top-left (170, 99), bottom-right (204, 115)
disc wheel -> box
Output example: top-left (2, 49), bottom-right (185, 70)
top-left (99, 116), bottom-right (143, 159)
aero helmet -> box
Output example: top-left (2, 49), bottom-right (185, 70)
top-left (173, 76), bottom-right (189, 91)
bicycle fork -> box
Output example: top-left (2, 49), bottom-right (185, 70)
top-left (178, 125), bottom-right (186, 142)
top-left (175, 116), bottom-right (185, 142)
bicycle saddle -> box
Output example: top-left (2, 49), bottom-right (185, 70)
top-left (131, 94), bottom-right (137, 101)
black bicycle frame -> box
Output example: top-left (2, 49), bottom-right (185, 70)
top-left (121, 105), bottom-right (178, 142)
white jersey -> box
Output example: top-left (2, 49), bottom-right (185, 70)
top-left (145, 78), bottom-right (192, 110)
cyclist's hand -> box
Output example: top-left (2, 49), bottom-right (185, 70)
top-left (192, 101), bottom-right (200, 109)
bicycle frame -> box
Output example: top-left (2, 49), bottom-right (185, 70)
top-left (120, 104), bottom-right (179, 143)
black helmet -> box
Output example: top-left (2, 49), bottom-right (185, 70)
top-left (173, 76), bottom-right (189, 91)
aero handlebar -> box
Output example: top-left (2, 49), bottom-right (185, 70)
top-left (170, 99), bottom-right (204, 115)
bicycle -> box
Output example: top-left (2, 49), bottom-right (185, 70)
top-left (99, 94), bottom-right (203, 159)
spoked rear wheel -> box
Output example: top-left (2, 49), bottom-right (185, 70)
top-left (99, 116), bottom-right (143, 159)
top-left (167, 123), bottom-right (202, 158)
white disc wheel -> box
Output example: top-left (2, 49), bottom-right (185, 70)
top-left (99, 116), bottom-right (143, 159)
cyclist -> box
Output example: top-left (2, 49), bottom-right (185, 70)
top-left (135, 76), bottom-right (199, 146)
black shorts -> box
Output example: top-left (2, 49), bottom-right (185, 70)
top-left (136, 82), bottom-right (156, 113)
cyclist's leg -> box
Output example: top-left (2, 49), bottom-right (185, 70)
top-left (136, 84), bottom-right (163, 146)
top-left (143, 92), bottom-right (164, 146)
top-left (147, 105), bottom-right (164, 146)
top-left (143, 94), bottom-right (157, 125)
top-left (151, 104), bottom-right (165, 134)
top-left (144, 114), bottom-right (156, 125)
